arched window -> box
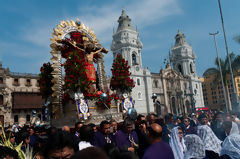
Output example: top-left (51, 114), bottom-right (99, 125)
top-left (190, 63), bottom-right (194, 73)
top-left (138, 92), bottom-right (142, 100)
top-left (172, 97), bottom-right (177, 114)
top-left (0, 77), bottom-right (3, 84)
top-left (132, 53), bottom-right (137, 65)
top-left (137, 78), bottom-right (140, 86)
top-left (154, 80), bottom-right (158, 88)
top-left (14, 115), bottom-right (18, 123)
top-left (185, 100), bottom-right (190, 113)
top-left (0, 95), bottom-right (3, 105)
top-left (178, 64), bottom-right (183, 74)
top-left (26, 115), bottom-right (30, 122)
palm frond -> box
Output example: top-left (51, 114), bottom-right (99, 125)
top-left (0, 123), bottom-right (27, 159)
top-left (232, 54), bottom-right (240, 74)
top-left (203, 68), bottom-right (219, 77)
top-left (234, 35), bottom-right (240, 44)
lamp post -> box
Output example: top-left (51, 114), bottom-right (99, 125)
top-left (100, 93), bottom-right (112, 120)
top-left (184, 89), bottom-right (196, 114)
top-left (217, 0), bottom-right (240, 112)
top-left (209, 31), bottom-right (229, 112)
top-left (152, 93), bottom-right (161, 116)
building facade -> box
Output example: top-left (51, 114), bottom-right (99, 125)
top-left (0, 63), bottom-right (44, 127)
top-left (111, 10), bottom-right (154, 114)
top-left (111, 11), bottom-right (205, 116)
top-left (202, 74), bottom-right (240, 111)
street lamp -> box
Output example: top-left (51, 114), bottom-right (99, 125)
top-left (152, 93), bottom-right (161, 116)
top-left (209, 31), bottom-right (229, 112)
top-left (217, 0), bottom-right (240, 112)
top-left (100, 93), bottom-right (112, 120)
top-left (184, 89), bottom-right (197, 114)
top-left (152, 93), bottom-right (157, 102)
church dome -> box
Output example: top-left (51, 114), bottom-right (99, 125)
top-left (117, 10), bottom-right (134, 32)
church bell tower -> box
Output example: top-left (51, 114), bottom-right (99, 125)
top-left (111, 10), bottom-right (154, 114)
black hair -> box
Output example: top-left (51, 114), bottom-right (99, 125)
top-left (5, 130), bottom-right (14, 139)
top-left (100, 120), bottom-right (110, 129)
top-left (137, 114), bottom-right (145, 121)
top-left (0, 146), bottom-right (19, 159)
top-left (198, 113), bottom-right (207, 121)
top-left (123, 117), bottom-right (133, 128)
top-left (117, 152), bottom-right (139, 159)
top-left (75, 121), bottom-right (83, 129)
top-left (88, 123), bottom-right (96, 128)
top-left (102, 143), bottom-right (120, 159)
top-left (70, 147), bottom-right (108, 159)
top-left (80, 125), bottom-right (94, 142)
top-left (183, 116), bottom-right (190, 122)
top-left (15, 130), bottom-right (29, 145)
top-left (44, 130), bottom-right (77, 158)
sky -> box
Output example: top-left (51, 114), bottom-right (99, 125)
top-left (0, 0), bottom-right (239, 76)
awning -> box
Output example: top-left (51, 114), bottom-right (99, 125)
top-left (12, 92), bottom-right (44, 109)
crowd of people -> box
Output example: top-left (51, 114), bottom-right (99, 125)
top-left (1, 111), bottom-right (240, 159)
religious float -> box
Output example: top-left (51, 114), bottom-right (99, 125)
top-left (39, 19), bottom-right (136, 127)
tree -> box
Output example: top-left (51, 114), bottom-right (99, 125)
top-left (203, 52), bottom-right (240, 111)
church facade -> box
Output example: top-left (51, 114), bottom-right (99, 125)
top-left (111, 10), bottom-right (205, 116)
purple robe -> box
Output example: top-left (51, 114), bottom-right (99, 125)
top-left (115, 130), bottom-right (138, 151)
top-left (143, 141), bottom-right (174, 159)
top-left (92, 131), bottom-right (113, 147)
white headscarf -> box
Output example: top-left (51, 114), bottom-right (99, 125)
top-left (197, 125), bottom-right (222, 155)
top-left (184, 134), bottom-right (205, 159)
top-left (220, 134), bottom-right (240, 159)
top-left (230, 122), bottom-right (240, 135)
top-left (169, 126), bottom-right (186, 159)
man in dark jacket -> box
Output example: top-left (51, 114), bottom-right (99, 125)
top-left (211, 113), bottom-right (226, 141)
top-left (183, 117), bottom-right (197, 135)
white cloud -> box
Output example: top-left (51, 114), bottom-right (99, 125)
top-left (20, 0), bottom-right (181, 47)
top-left (10, 0), bottom-right (181, 74)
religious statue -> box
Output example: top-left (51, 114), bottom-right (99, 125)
top-left (58, 32), bottom-right (108, 83)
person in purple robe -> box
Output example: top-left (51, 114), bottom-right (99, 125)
top-left (115, 117), bottom-right (139, 153)
top-left (92, 120), bottom-right (114, 147)
top-left (143, 123), bottom-right (174, 159)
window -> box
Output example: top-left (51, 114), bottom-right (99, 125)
top-left (26, 115), bottom-right (30, 122)
top-left (190, 63), bottom-right (194, 73)
top-left (138, 92), bottom-right (142, 100)
top-left (154, 80), bottom-right (158, 88)
top-left (13, 78), bottom-right (19, 86)
top-left (137, 78), bottom-right (140, 86)
top-left (37, 80), bottom-right (40, 87)
top-left (26, 79), bottom-right (31, 86)
top-left (184, 83), bottom-right (187, 89)
top-left (132, 53), bottom-right (137, 65)
top-left (14, 115), bottom-right (18, 122)
top-left (178, 64), bottom-right (183, 74)
top-left (0, 95), bottom-right (3, 105)
top-left (196, 84), bottom-right (198, 89)
top-left (0, 77), bottom-right (3, 84)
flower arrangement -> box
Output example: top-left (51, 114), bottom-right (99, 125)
top-left (110, 54), bottom-right (135, 93)
top-left (39, 62), bottom-right (54, 100)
